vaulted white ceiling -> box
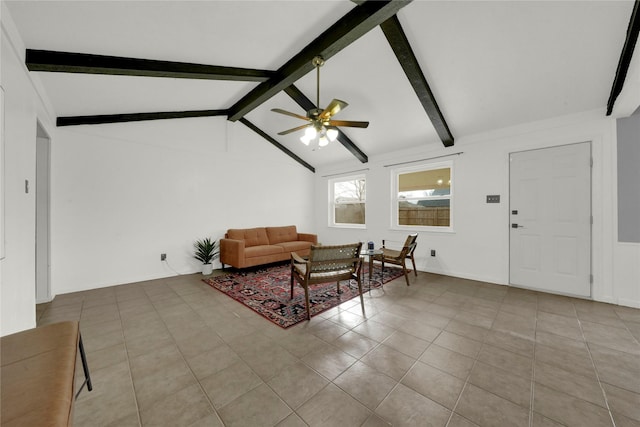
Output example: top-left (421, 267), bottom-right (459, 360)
top-left (5, 0), bottom-right (636, 169)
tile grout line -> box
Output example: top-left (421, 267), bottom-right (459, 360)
top-left (282, 302), bottom-right (403, 425)
top-left (575, 312), bottom-right (618, 427)
top-left (529, 307), bottom-right (538, 427)
top-left (345, 295), bottom-right (453, 426)
top-left (376, 329), bottom-right (445, 422)
top-left (444, 291), bottom-right (544, 427)
top-left (123, 283), bottom-right (214, 425)
top-left (443, 339), bottom-right (484, 427)
top-left (443, 293), bottom-right (503, 427)
top-left (188, 286), bottom-right (307, 425)
top-left (321, 311), bottom-right (391, 425)
top-left (162, 288), bottom-right (230, 426)
top-left (331, 282), bottom-right (452, 425)
top-left (114, 294), bottom-right (144, 427)
top-left (613, 309), bottom-right (640, 347)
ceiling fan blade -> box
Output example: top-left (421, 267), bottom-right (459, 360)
top-left (327, 119), bottom-right (369, 128)
top-left (271, 108), bottom-right (310, 121)
top-left (319, 99), bottom-right (348, 120)
top-left (277, 123), bottom-right (311, 136)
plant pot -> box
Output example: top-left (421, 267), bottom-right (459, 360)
top-left (202, 263), bottom-right (213, 275)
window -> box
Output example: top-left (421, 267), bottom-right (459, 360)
top-left (330, 175), bottom-right (366, 227)
top-left (392, 162), bottom-right (452, 230)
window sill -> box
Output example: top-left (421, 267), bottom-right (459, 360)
top-left (330, 224), bottom-right (366, 230)
top-left (390, 226), bottom-right (455, 234)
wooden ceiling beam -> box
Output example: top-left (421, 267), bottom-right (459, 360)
top-left (284, 85), bottom-right (369, 163)
top-left (57, 110), bottom-right (228, 126)
top-left (239, 118), bottom-right (315, 173)
top-left (26, 49), bottom-right (275, 82)
top-left (380, 15), bottom-right (454, 147)
top-left (227, 0), bottom-right (412, 121)
top-left (607, 0), bottom-right (640, 116)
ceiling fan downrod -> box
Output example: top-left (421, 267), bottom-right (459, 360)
top-left (312, 56), bottom-right (325, 113)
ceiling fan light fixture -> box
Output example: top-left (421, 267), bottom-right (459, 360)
top-left (304, 126), bottom-right (318, 139)
top-left (300, 134), bottom-right (312, 145)
top-left (326, 128), bottom-right (339, 142)
top-left (272, 55), bottom-right (369, 149)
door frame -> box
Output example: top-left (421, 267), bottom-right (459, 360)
top-left (508, 141), bottom-right (593, 298)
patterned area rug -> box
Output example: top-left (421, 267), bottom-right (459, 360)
top-left (203, 263), bottom-right (406, 328)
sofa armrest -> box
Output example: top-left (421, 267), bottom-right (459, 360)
top-left (297, 233), bottom-right (318, 244)
top-left (220, 238), bottom-right (245, 267)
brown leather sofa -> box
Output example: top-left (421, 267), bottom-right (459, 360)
top-left (220, 225), bottom-right (317, 269)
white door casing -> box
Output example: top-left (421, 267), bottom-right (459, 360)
top-left (509, 142), bottom-right (591, 297)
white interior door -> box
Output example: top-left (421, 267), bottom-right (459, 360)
top-left (509, 143), bottom-right (591, 297)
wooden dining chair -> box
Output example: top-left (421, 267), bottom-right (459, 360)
top-left (290, 242), bottom-right (363, 320)
top-left (373, 234), bottom-right (418, 286)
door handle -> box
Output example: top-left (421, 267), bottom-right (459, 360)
top-left (511, 224), bottom-right (524, 229)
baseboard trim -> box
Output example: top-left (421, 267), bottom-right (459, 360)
top-left (616, 298), bottom-right (640, 309)
top-left (416, 266), bottom-right (504, 287)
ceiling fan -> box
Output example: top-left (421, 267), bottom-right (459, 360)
top-left (271, 56), bottom-right (369, 148)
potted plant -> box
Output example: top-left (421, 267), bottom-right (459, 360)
top-left (194, 237), bottom-right (219, 275)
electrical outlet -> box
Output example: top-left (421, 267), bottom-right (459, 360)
top-left (160, 253), bottom-right (166, 261)
top-left (431, 249), bottom-right (436, 257)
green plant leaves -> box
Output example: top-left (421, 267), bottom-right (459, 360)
top-left (194, 237), bottom-right (219, 264)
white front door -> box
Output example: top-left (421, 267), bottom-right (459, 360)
top-left (509, 143), bottom-right (591, 297)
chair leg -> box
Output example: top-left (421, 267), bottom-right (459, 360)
top-left (410, 255), bottom-right (417, 276)
top-left (290, 274), bottom-right (295, 299)
top-left (357, 277), bottom-right (365, 315)
top-left (75, 333), bottom-right (93, 400)
top-left (336, 280), bottom-right (341, 294)
top-left (403, 263), bottom-right (410, 286)
top-left (304, 286), bottom-right (311, 320)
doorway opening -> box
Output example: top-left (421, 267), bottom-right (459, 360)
top-left (36, 121), bottom-right (51, 303)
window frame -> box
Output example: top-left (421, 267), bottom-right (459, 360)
top-left (329, 174), bottom-right (367, 229)
top-left (390, 160), bottom-right (454, 232)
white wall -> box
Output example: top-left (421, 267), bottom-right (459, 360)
top-left (1, 3), bottom-right (57, 335)
top-left (315, 109), bottom-right (640, 308)
top-left (1, 3), bottom-right (315, 334)
top-left (51, 118), bottom-right (315, 295)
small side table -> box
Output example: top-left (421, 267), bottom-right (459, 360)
top-left (360, 249), bottom-right (383, 290)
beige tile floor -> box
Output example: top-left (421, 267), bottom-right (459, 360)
top-left (36, 268), bottom-right (640, 427)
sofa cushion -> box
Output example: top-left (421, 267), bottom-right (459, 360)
top-left (245, 245), bottom-right (285, 258)
top-left (227, 228), bottom-right (269, 248)
top-left (274, 241), bottom-right (313, 253)
top-left (266, 226), bottom-right (298, 245)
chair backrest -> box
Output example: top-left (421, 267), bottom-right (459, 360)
top-left (308, 243), bottom-right (362, 274)
top-left (401, 234), bottom-right (418, 258)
